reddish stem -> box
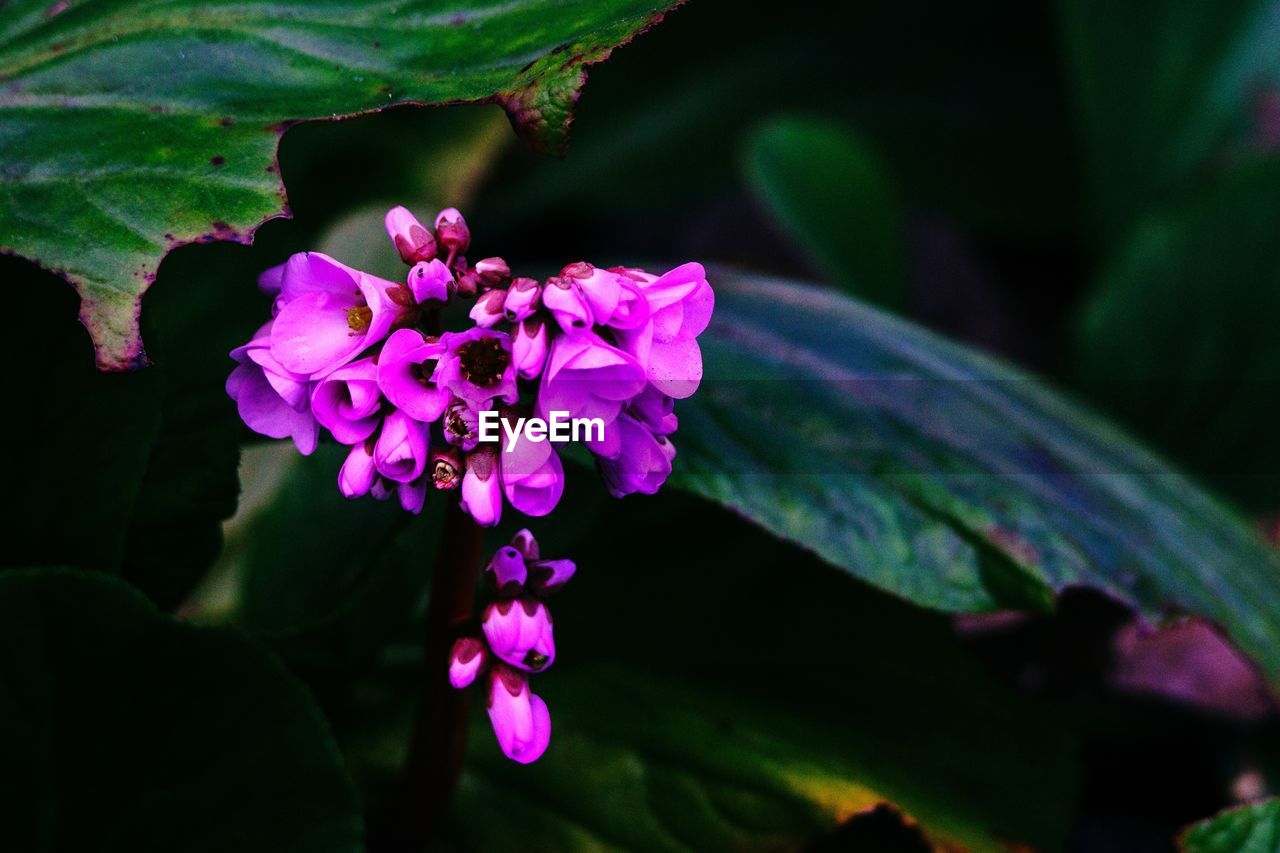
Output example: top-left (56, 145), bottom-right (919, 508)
top-left (370, 503), bottom-right (485, 851)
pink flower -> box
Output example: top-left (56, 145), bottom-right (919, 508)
top-left (460, 446), bottom-right (502, 527)
top-left (449, 637), bottom-right (487, 688)
top-left (626, 385), bottom-right (678, 435)
top-left (500, 432), bottom-right (565, 517)
top-left (227, 324), bottom-right (319, 455)
top-left (385, 206), bottom-right (437, 265)
top-left (311, 357), bottom-right (382, 444)
top-left (269, 252), bottom-right (406, 377)
top-left (468, 288), bottom-right (506, 328)
top-left (486, 543), bottom-right (528, 593)
top-left (595, 413), bottom-right (674, 497)
top-left (536, 331), bottom-right (646, 425)
top-left (442, 400), bottom-right (481, 451)
top-left (616, 262), bottom-right (713, 399)
top-left (435, 207), bottom-right (471, 255)
top-left (376, 329), bottom-right (449, 423)
top-left (486, 666), bottom-right (551, 764)
top-left (374, 410), bottom-right (429, 483)
top-left (435, 328), bottom-right (517, 409)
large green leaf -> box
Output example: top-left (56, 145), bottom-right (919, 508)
top-left (743, 117), bottom-right (905, 308)
top-left (0, 0), bottom-right (679, 370)
top-left (1060, 0), bottom-right (1280, 238)
top-left (0, 568), bottom-right (363, 852)
top-left (1180, 800), bottom-right (1280, 852)
top-left (673, 268), bottom-right (1280, 684)
top-left (342, 492), bottom-right (1077, 851)
top-left (1072, 156), bottom-right (1280, 512)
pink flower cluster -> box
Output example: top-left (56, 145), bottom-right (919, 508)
top-left (226, 205), bottom-right (713, 525)
top-left (448, 530), bottom-right (573, 763)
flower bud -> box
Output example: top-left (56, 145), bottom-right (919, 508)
top-left (385, 206), bottom-right (437, 265)
top-left (398, 477), bottom-right (428, 514)
top-left (486, 544), bottom-right (528, 594)
top-left (512, 317), bottom-right (548, 380)
top-left (460, 446), bottom-right (502, 527)
top-left (431, 446), bottom-right (463, 490)
top-left (468, 287), bottom-right (507, 329)
top-left (541, 275), bottom-right (592, 332)
top-left (338, 440), bottom-right (378, 498)
top-left (408, 258), bottom-right (451, 304)
top-left (483, 597), bottom-right (555, 672)
top-left (374, 409), bottom-right (430, 483)
top-left (474, 257), bottom-right (511, 288)
top-left (486, 665), bottom-right (551, 764)
top-left (503, 277), bottom-right (541, 323)
top-left (510, 528), bottom-right (539, 561)
top-left (454, 269), bottom-right (481, 298)
top-left (528, 559), bottom-right (576, 597)
top-left (434, 207), bottom-right (471, 254)
top-left (449, 637), bottom-right (487, 688)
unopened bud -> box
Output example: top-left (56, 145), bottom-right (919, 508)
top-left (431, 446), bottom-right (463, 490)
top-left (475, 257), bottom-right (511, 287)
top-left (434, 207), bottom-right (471, 254)
top-left (449, 636), bottom-right (487, 688)
top-left (503, 277), bottom-right (541, 322)
top-left (385, 206), bottom-right (437, 265)
top-left (468, 288), bottom-right (507, 328)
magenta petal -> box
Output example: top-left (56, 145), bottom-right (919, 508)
top-left (408, 258), bottom-right (450, 302)
top-left (339, 441), bottom-right (378, 498)
top-left (487, 669), bottom-right (551, 763)
top-left (529, 558), bottom-right (576, 595)
top-left (483, 598), bottom-right (555, 672)
top-left (460, 447), bottom-right (502, 527)
top-left (374, 410), bottom-right (430, 483)
top-left (226, 363), bottom-right (319, 455)
top-left (377, 328), bottom-right (449, 423)
top-left (501, 446), bottom-right (564, 517)
top-left (449, 637), bottom-right (487, 689)
top-left (398, 477), bottom-right (428, 514)
top-left (486, 545), bottom-right (528, 592)
top-left (647, 336), bottom-right (703, 399)
top-left (595, 414), bottom-right (672, 497)
top-left (278, 251), bottom-right (366, 302)
top-left (270, 292), bottom-right (369, 376)
top-left (311, 358), bottom-right (382, 444)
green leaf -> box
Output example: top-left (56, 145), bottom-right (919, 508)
top-left (672, 268), bottom-right (1280, 685)
top-left (743, 117), bottom-right (904, 308)
top-left (343, 492), bottom-right (1077, 851)
top-left (1072, 156), bottom-right (1280, 512)
top-left (0, 568), bottom-right (363, 852)
top-left (0, 0), bottom-right (680, 370)
top-left (1060, 0), bottom-right (1280, 237)
top-left (1180, 799), bottom-right (1280, 853)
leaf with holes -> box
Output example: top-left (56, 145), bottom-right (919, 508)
top-left (0, 0), bottom-right (681, 369)
top-left (671, 268), bottom-right (1280, 686)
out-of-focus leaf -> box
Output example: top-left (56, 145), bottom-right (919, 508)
top-left (672, 267), bottom-right (1280, 686)
top-left (0, 0), bottom-right (680, 369)
top-left (1180, 799), bottom-right (1280, 852)
top-left (1072, 157), bottom-right (1280, 512)
top-left (0, 568), bottom-right (363, 852)
top-left (1060, 0), bottom-right (1280, 238)
top-left (343, 492), bottom-right (1077, 851)
top-left (743, 118), bottom-right (904, 307)
top-left (491, 0), bottom-right (1076, 244)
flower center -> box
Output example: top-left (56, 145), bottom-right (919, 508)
top-left (523, 650), bottom-right (549, 671)
top-left (445, 407), bottom-right (473, 441)
top-left (346, 305), bottom-right (373, 333)
top-left (457, 338), bottom-right (510, 387)
top-left (413, 361), bottom-right (435, 386)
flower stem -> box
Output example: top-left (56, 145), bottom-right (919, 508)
top-left (370, 502), bottom-right (485, 851)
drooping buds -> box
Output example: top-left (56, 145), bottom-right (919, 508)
top-left (486, 544), bottom-right (529, 594)
top-left (385, 206), bottom-right (438, 265)
top-left (449, 637), bottom-right (488, 688)
top-left (512, 317), bottom-right (548, 381)
top-left (408, 258), bottom-right (451, 304)
top-left (338, 440), bottom-right (378, 498)
top-left (434, 207), bottom-right (471, 255)
top-left (469, 288), bottom-right (507, 329)
top-left (474, 257), bottom-right (511, 288)
top-left (486, 665), bottom-right (551, 764)
top-left (503, 277), bottom-right (541, 323)
top-left (460, 445), bottom-right (502, 527)
top-left (528, 558), bottom-right (576, 596)
top-left (483, 597), bottom-right (555, 672)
